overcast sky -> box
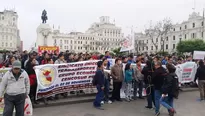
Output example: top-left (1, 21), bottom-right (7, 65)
top-left (1, 0), bottom-right (205, 50)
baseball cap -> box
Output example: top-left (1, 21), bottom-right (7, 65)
top-left (12, 60), bottom-right (22, 69)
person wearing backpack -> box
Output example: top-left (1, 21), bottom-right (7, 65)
top-left (160, 63), bottom-right (177, 116)
top-left (93, 61), bottom-right (105, 110)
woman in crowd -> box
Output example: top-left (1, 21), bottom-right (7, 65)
top-left (55, 53), bottom-right (67, 99)
top-left (41, 52), bottom-right (50, 65)
top-left (124, 63), bottom-right (133, 102)
top-left (26, 58), bottom-right (39, 104)
top-left (4, 56), bottom-right (16, 67)
top-left (160, 63), bottom-right (177, 116)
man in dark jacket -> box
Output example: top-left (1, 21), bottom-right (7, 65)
top-left (153, 61), bottom-right (167, 116)
top-left (194, 60), bottom-right (205, 101)
top-left (142, 60), bottom-right (155, 109)
top-left (93, 61), bottom-right (105, 110)
top-left (160, 63), bottom-right (177, 116)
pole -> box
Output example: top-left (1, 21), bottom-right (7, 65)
top-left (203, 8), bottom-right (205, 39)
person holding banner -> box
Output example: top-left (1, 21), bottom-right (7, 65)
top-left (54, 53), bottom-right (67, 99)
top-left (93, 61), bottom-right (105, 110)
top-left (0, 60), bottom-right (30, 116)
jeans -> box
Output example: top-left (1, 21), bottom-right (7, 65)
top-left (104, 78), bottom-right (110, 101)
top-left (3, 93), bottom-right (26, 116)
top-left (160, 96), bottom-right (174, 111)
top-left (93, 85), bottom-right (104, 107)
top-left (155, 90), bottom-right (162, 113)
top-left (145, 84), bottom-right (155, 108)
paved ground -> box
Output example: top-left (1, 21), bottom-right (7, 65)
top-left (33, 91), bottom-right (205, 116)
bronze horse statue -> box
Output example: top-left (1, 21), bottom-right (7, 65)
top-left (41, 9), bottom-right (48, 23)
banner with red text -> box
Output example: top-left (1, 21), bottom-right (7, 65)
top-left (34, 60), bottom-right (98, 99)
top-left (38, 46), bottom-right (59, 55)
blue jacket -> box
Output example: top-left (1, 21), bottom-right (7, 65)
top-left (125, 70), bottom-right (133, 82)
top-left (95, 69), bottom-right (105, 87)
top-left (105, 56), bottom-right (111, 69)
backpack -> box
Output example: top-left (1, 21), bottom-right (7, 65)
top-left (172, 75), bottom-right (180, 99)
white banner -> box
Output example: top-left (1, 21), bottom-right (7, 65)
top-left (0, 68), bottom-right (33, 115)
top-left (34, 60), bottom-right (98, 99)
top-left (120, 35), bottom-right (135, 52)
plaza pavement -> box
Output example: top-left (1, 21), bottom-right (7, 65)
top-left (33, 91), bottom-right (205, 116)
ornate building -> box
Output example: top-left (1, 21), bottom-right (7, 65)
top-left (136, 12), bottom-right (205, 54)
top-left (0, 10), bottom-right (21, 51)
top-left (35, 16), bottom-right (124, 53)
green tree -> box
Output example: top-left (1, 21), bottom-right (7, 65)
top-left (177, 39), bottom-right (205, 54)
top-left (111, 47), bottom-right (125, 56)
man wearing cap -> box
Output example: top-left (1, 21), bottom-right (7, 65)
top-left (0, 60), bottom-right (30, 116)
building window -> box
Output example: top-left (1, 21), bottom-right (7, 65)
top-left (81, 41), bottom-right (82, 44)
top-left (193, 23), bottom-right (195, 28)
top-left (146, 46), bottom-right (148, 50)
top-left (156, 38), bottom-right (158, 42)
top-left (74, 41), bottom-right (76, 44)
top-left (173, 44), bottom-right (175, 49)
top-left (6, 36), bottom-right (8, 40)
top-left (78, 41), bottom-right (80, 44)
top-left (64, 40), bottom-right (66, 44)
top-left (202, 22), bottom-right (204, 27)
top-left (166, 44), bottom-right (168, 49)
top-left (173, 28), bottom-right (175, 31)
top-left (185, 25), bottom-right (187, 29)
top-left (2, 16), bottom-right (4, 20)
top-left (185, 34), bottom-right (187, 39)
top-left (71, 40), bottom-right (72, 44)
top-left (2, 42), bottom-right (4, 47)
top-left (10, 43), bottom-right (12, 47)
top-left (156, 46), bottom-right (158, 50)
top-left (64, 46), bottom-right (66, 49)
top-left (191, 33), bottom-right (196, 38)
top-left (70, 46), bottom-right (72, 49)
top-left (60, 40), bottom-right (62, 43)
top-left (6, 43), bottom-right (8, 47)
top-left (147, 40), bottom-right (148, 43)
top-left (202, 32), bottom-right (204, 38)
top-left (180, 27), bottom-right (182, 30)
top-left (173, 36), bottom-right (175, 40)
top-left (13, 17), bottom-right (15, 21)
top-left (151, 46), bottom-right (153, 50)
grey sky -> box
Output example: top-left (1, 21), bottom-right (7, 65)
top-left (1, 0), bottom-right (205, 50)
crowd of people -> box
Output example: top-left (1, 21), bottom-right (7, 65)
top-left (0, 50), bottom-right (204, 116)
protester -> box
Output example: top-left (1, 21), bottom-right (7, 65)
top-left (93, 61), bottom-right (105, 110)
top-left (111, 58), bottom-right (123, 102)
top-left (4, 56), bottom-right (16, 67)
top-left (124, 63), bottom-right (133, 102)
top-left (160, 63), bottom-right (177, 116)
top-left (194, 60), bottom-right (205, 101)
top-left (0, 60), bottom-right (30, 116)
top-left (153, 61), bottom-right (167, 116)
top-left (101, 58), bottom-right (112, 104)
top-left (142, 60), bottom-right (155, 109)
top-left (133, 60), bottom-right (144, 99)
top-left (25, 58), bottom-right (39, 104)
top-left (54, 53), bottom-right (67, 99)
